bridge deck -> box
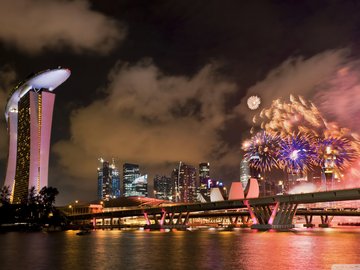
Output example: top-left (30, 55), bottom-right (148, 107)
top-left (68, 188), bottom-right (360, 221)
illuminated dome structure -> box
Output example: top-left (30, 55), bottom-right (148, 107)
top-left (4, 68), bottom-right (70, 203)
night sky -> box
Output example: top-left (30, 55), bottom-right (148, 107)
top-left (1, 0), bottom-right (360, 205)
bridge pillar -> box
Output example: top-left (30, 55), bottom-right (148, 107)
top-left (143, 212), bottom-right (151, 226)
top-left (246, 201), bottom-right (298, 230)
top-left (228, 216), bottom-right (239, 226)
top-left (143, 210), bottom-right (189, 230)
top-left (303, 215), bottom-right (315, 228)
top-left (240, 216), bottom-right (251, 228)
top-left (319, 215), bottom-right (334, 228)
top-left (166, 212), bottom-right (174, 225)
top-left (92, 218), bottom-right (96, 228)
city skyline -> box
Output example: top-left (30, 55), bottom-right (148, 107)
top-left (1, 1), bottom-right (360, 204)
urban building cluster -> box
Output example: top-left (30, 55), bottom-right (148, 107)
top-left (98, 160), bottom-right (226, 203)
top-left (153, 162), bottom-right (226, 203)
top-left (97, 159), bottom-right (148, 201)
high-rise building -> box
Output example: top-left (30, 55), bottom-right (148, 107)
top-left (321, 146), bottom-right (339, 191)
top-left (173, 162), bottom-right (197, 203)
top-left (123, 163), bottom-right (148, 197)
top-left (240, 158), bottom-right (251, 189)
top-left (133, 174), bottom-right (148, 197)
top-left (199, 162), bottom-right (210, 199)
top-left (4, 68), bottom-right (70, 203)
top-left (199, 163), bottom-right (210, 187)
top-left (153, 175), bottom-right (173, 201)
top-left (199, 163), bottom-right (210, 185)
top-left (171, 168), bottom-right (179, 202)
top-left (97, 158), bottom-right (121, 201)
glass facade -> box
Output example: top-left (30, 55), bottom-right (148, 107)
top-left (173, 162), bottom-right (197, 203)
top-left (199, 162), bottom-right (210, 199)
top-left (133, 174), bottom-right (148, 197)
top-left (12, 91), bottom-right (31, 203)
top-left (123, 163), bottom-right (146, 197)
top-left (97, 159), bottom-right (121, 201)
top-left (153, 175), bottom-right (173, 200)
top-left (240, 158), bottom-right (251, 189)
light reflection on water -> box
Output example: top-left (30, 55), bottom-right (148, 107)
top-left (0, 228), bottom-right (359, 270)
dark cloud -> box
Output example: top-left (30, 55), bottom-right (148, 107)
top-left (0, 67), bottom-right (16, 159)
top-left (234, 49), bottom-right (348, 124)
top-left (0, 0), bottom-right (126, 54)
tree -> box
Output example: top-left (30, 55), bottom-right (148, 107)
top-left (26, 186), bottom-right (40, 221)
top-left (39, 186), bottom-right (59, 207)
top-left (0, 186), bottom-right (11, 205)
top-left (28, 186), bottom-right (39, 205)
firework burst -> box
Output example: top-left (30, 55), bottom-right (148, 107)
top-left (244, 95), bottom-right (360, 176)
top-left (316, 136), bottom-right (358, 171)
top-left (278, 133), bottom-right (317, 174)
top-left (243, 131), bottom-right (281, 172)
top-left (255, 95), bottom-right (327, 137)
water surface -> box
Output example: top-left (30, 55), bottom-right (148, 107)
top-left (0, 227), bottom-right (359, 270)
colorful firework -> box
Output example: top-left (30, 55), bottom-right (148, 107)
top-left (316, 136), bottom-right (358, 171)
top-left (256, 95), bottom-right (327, 137)
top-left (247, 95), bottom-right (261, 110)
top-left (244, 95), bottom-right (360, 176)
top-left (243, 131), bottom-right (281, 172)
top-left (278, 133), bottom-right (317, 174)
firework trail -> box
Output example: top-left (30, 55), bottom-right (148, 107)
top-left (242, 131), bottom-right (281, 172)
top-left (255, 95), bottom-right (327, 137)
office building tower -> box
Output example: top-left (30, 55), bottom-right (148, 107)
top-left (4, 68), bottom-right (70, 203)
top-left (133, 174), bottom-right (148, 197)
top-left (97, 158), bottom-right (120, 201)
top-left (123, 163), bottom-right (148, 197)
top-left (199, 162), bottom-right (210, 185)
top-left (171, 168), bottom-right (179, 202)
top-left (240, 158), bottom-right (251, 189)
top-left (198, 162), bottom-right (210, 199)
top-left (153, 175), bottom-right (173, 201)
top-left (173, 162), bottom-right (197, 203)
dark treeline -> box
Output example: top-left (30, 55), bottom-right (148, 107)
top-left (0, 186), bottom-right (67, 231)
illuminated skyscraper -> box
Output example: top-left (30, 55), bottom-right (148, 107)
top-left (173, 162), bottom-right (197, 203)
top-left (97, 158), bottom-right (121, 201)
top-left (199, 162), bottom-right (210, 199)
top-left (133, 174), bottom-right (148, 197)
top-left (153, 175), bottom-right (173, 200)
top-left (199, 162), bottom-right (210, 186)
top-left (123, 163), bottom-right (147, 197)
top-left (4, 68), bottom-right (70, 203)
top-left (123, 163), bottom-right (140, 197)
top-left (240, 158), bottom-right (251, 189)
top-left (321, 146), bottom-right (336, 191)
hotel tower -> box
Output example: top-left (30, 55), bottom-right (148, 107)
top-left (4, 68), bottom-right (70, 203)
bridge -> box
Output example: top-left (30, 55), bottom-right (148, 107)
top-left (67, 187), bottom-right (360, 230)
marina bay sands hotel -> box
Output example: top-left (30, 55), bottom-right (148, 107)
top-left (4, 68), bottom-right (70, 203)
